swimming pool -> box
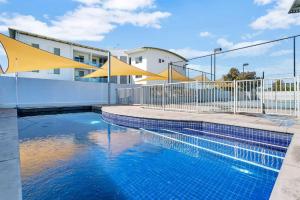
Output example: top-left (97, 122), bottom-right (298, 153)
top-left (19, 112), bottom-right (291, 200)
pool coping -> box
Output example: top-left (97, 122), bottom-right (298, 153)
top-left (102, 105), bottom-right (300, 200)
top-left (0, 109), bottom-right (22, 200)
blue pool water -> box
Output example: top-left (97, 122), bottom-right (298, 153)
top-left (19, 112), bottom-right (283, 200)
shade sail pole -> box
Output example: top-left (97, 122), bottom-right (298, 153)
top-left (14, 58), bottom-right (19, 108)
top-left (15, 72), bottom-right (19, 108)
top-left (107, 51), bottom-right (111, 105)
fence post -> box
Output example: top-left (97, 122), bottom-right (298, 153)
top-left (294, 77), bottom-right (300, 117)
top-left (234, 80), bottom-right (236, 114)
top-left (140, 86), bottom-right (144, 106)
top-left (196, 81), bottom-right (199, 112)
top-left (162, 84), bottom-right (165, 110)
top-left (261, 79), bottom-right (265, 114)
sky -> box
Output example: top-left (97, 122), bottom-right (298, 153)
top-left (0, 0), bottom-right (300, 77)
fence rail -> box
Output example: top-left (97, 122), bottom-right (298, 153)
top-left (116, 77), bottom-right (300, 117)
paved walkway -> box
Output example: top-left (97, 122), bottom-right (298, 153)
top-left (0, 109), bottom-right (22, 200)
top-left (102, 105), bottom-right (300, 200)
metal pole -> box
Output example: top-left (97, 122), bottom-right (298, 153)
top-left (168, 63), bottom-right (170, 83)
top-left (210, 55), bottom-right (213, 81)
top-left (170, 62), bottom-right (173, 83)
top-left (294, 36), bottom-right (296, 77)
top-left (15, 72), bottom-right (19, 108)
top-left (214, 53), bottom-right (216, 81)
top-left (107, 51), bottom-right (111, 105)
top-left (233, 80), bottom-right (237, 114)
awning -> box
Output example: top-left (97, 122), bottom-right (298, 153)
top-left (137, 68), bottom-right (192, 82)
top-left (0, 33), bottom-right (98, 73)
top-left (84, 56), bottom-right (160, 78)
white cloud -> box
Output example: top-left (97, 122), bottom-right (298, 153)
top-left (0, 0), bottom-right (7, 3)
top-left (216, 38), bottom-right (275, 57)
top-left (104, 0), bottom-right (154, 10)
top-left (199, 31), bottom-right (212, 38)
top-left (73, 0), bottom-right (101, 5)
top-left (0, 1), bottom-right (170, 41)
top-left (74, 0), bottom-right (155, 10)
top-left (241, 32), bottom-right (262, 40)
top-left (251, 0), bottom-right (300, 30)
top-left (169, 47), bottom-right (210, 58)
top-left (254, 0), bottom-right (273, 5)
top-left (270, 49), bottom-right (293, 56)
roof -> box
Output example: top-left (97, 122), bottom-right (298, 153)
top-left (289, 0), bottom-right (300, 13)
top-left (125, 47), bottom-right (187, 62)
top-left (8, 28), bottom-right (108, 53)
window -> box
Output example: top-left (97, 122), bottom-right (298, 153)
top-left (78, 70), bottom-right (85, 77)
top-left (135, 56), bottom-right (143, 64)
top-left (92, 58), bottom-right (97, 64)
top-left (159, 58), bottom-right (165, 63)
top-left (32, 43), bottom-right (39, 48)
top-left (135, 75), bottom-right (142, 78)
top-left (110, 76), bottom-right (118, 84)
top-left (74, 55), bottom-right (84, 63)
top-left (54, 48), bottom-right (60, 56)
top-left (32, 44), bottom-right (39, 72)
top-left (120, 56), bottom-right (127, 63)
top-left (53, 48), bottom-right (61, 74)
top-left (99, 57), bottom-right (107, 66)
top-left (53, 68), bottom-right (60, 74)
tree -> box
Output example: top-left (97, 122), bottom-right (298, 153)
top-left (223, 67), bottom-right (240, 81)
top-left (222, 67), bottom-right (257, 81)
top-left (238, 71), bottom-right (256, 80)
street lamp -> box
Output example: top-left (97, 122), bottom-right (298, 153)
top-left (242, 63), bottom-right (249, 74)
top-left (213, 48), bottom-right (222, 81)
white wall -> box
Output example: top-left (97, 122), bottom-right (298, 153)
top-left (0, 76), bottom-right (130, 108)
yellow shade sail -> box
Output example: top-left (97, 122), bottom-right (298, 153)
top-left (84, 56), bottom-right (160, 78)
top-left (0, 33), bottom-right (98, 73)
top-left (137, 68), bottom-right (192, 82)
top-left (193, 75), bottom-right (210, 82)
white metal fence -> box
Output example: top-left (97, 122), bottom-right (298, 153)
top-left (116, 77), bottom-right (300, 117)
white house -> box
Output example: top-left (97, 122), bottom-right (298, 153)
top-left (126, 47), bottom-right (187, 84)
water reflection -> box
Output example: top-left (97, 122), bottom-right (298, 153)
top-left (88, 124), bottom-right (142, 157)
top-left (20, 136), bottom-right (81, 179)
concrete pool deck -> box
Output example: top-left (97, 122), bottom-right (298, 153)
top-left (0, 109), bottom-right (22, 200)
top-left (102, 105), bottom-right (300, 200)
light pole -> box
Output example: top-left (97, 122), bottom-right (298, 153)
top-left (242, 63), bottom-right (249, 74)
top-left (213, 48), bottom-right (222, 81)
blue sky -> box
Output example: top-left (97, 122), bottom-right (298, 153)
top-left (0, 0), bottom-right (300, 77)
